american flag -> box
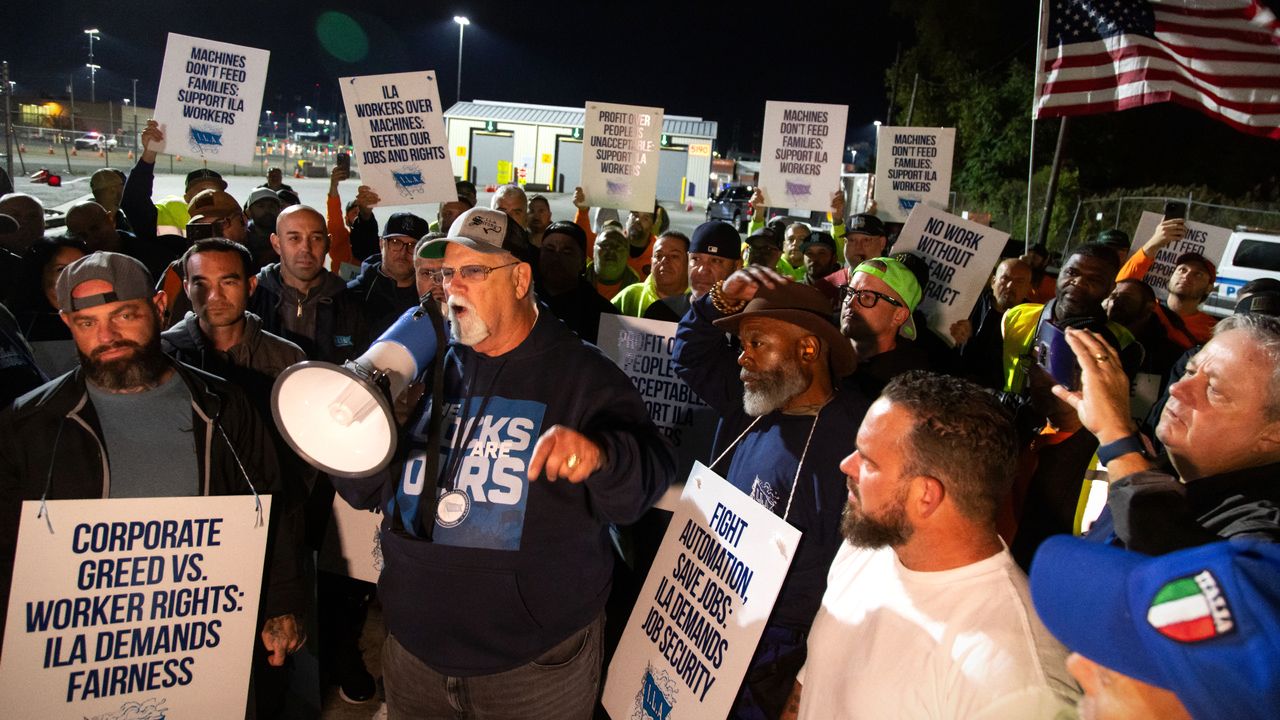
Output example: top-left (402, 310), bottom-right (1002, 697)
top-left (1035, 0), bottom-right (1280, 138)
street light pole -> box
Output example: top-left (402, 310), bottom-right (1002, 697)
top-left (131, 78), bottom-right (137, 146)
top-left (84, 29), bottom-right (101, 103)
top-left (86, 65), bottom-right (100, 108)
top-left (454, 16), bottom-right (470, 105)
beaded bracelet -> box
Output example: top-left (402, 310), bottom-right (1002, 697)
top-left (710, 280), bottom-right (747, 315)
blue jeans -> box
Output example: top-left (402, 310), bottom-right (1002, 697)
top-left (383, 613), bottom-right (603, 720)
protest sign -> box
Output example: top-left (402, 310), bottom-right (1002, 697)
top-left (0, 496), bottom-right (271, 717)
top-left (895, 205), bottom-right (1009, 346)
top-left (318, 498), bottom-right (383, 585)
top-left (1129, 211), bottom-right (1232, 301)
top-left (603, 462), bottom-right (800, 720)
top-left (757, 101), bottom-right (849, 213)
top-left (597, 315), bottom-right (717, 509)
top-left (582, 101), bottom-right (664, 212)
top-left (340, 71), bottom-right (455, 206)
top-left (151, 33), bottom-right (269, 165)
top-left (874, 126), bottom-right (956, 222)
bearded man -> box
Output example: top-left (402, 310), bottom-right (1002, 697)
top-left (0, 252), bottom-right (306, 717)
top-left (326, 208), bottom-right (674, 719)
top-left (673, 267), bottom-right (870, 719)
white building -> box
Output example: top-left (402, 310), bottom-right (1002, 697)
top-left (444, 100), bottom-right (718, 206)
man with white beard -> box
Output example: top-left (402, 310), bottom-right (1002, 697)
top-left (672, 267), bottom-right (870, 719)
top-left (328, 207), bottom-right (675, 718)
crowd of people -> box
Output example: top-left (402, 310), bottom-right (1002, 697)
top-left (0, 113), bottom-right (1277, 720)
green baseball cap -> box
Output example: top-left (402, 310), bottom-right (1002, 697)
top-left (853, 256), bottom-right (923, 340)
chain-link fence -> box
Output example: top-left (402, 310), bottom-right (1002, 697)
top-left (1064, 195), bottom-right (1280, 251)
top-left (4, 124), bottom-right (356, 179)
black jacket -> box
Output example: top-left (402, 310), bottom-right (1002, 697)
top-left (346, 258), bottom-right (421, 339)
top-left (1106, 459), bottom-right (1280, 555)
top-left (0, 360), bottom-right (306, 641)
top-left (249, 265), bottom-right (370, 364)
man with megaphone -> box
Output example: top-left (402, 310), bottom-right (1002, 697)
top-left (275, 207), bottom-right (675, 718)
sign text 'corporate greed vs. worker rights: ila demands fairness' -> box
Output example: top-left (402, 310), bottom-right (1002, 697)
top-left (0, 497), bottom-right (271, 717)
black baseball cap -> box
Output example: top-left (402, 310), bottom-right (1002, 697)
top-left (690, 221), bottom-right (741, 260)
top-left (383, 212), bottom-right (430, 239)
top-left (746, 228), bottom-right (782, 250)
top-left (801, 231), bottom-right (837, 254)
top-left (185, 168), bottom-right (226, 191)
top-left (846, 213), bottom-right (887, 237)
top-left (542, 221), bottom-right (588, 255)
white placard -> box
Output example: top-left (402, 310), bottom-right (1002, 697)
top-left (757, 101), bottom-right (849, 213)
top-left (603, 463), bottom-right (800, 720)
top-left (874, 126), bottom-right (956, 222)
top-left (151, 33), bottom-right (270, 165)
top-left (1128, 211), bottom-right (1232, 301)
top-left (597, 316), bottom-right (717, 510)
top-left (339, 71), bottom-right (456, 206)
top-left (582, 101), bottom-right (664, 212)
top-left (895, 205), bottom-right (1009, 346)
top-left (317, 498), bottom-right (383, 584)
top-left (0, 496), bottom-right (271, 717)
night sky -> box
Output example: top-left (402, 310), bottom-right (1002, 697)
top-left (7, 0), bottom-right (922, 154)
top-left (8, 1), bottom-right (1277, 193)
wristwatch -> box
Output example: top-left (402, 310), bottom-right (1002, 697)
top-left (1097, 432), bottom-right (1154, 465)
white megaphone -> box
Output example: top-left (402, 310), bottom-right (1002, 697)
top-left (272, 304), bottom-right (440, 477)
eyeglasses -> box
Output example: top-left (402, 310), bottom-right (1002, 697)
top-left (430, 261), bottom-right (520, 285)
top-left (840, 286), bottom-right (904, 309)
top-left (383, 236), bottom-right (415, 251)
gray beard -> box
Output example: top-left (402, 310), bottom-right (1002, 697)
top-left (741, 364), bottom-right (808, 416)
top-left (448, 303), bottom-right (491, 347)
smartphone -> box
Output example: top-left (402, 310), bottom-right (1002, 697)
top-left (336, 152), bottom-right (351, 171)
top-left (1163, 201), bottom-right (1187, 220)
top-left (1034, 320), bottom-right (1081, 391)
top-left (185, 221), bottom-right (217, 241)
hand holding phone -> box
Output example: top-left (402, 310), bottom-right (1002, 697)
top-left (1163, 201), bottom-right (1187, 220)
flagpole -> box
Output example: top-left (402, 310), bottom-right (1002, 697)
top-left (1027, 0), bottom-right (1050, 250)
top-left (1035, 116), bottom-right (1071, 249)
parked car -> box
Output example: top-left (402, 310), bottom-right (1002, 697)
top-left (73, 132), bottom-right (118, 151)
top-left (706, 185), bottom-right (754, 232)
top-left (1203, 227), bottom-right (1280, 317)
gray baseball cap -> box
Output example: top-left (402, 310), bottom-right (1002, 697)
top-left (421, 207), bottom-right (511, 257)
top-left (55, 252), bottom-right (155, 313)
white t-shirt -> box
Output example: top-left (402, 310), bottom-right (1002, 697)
top-left (796, 543), bottom-right (1079, 720)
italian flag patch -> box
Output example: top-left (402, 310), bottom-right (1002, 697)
top-left (1146, 570), bottom-right (1235, 643)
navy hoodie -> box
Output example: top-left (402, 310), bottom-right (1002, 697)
top-left (331, 308), bottom-right (675, 675)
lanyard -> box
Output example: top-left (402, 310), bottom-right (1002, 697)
top-left (708, 406), bottom-right (826, 524)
